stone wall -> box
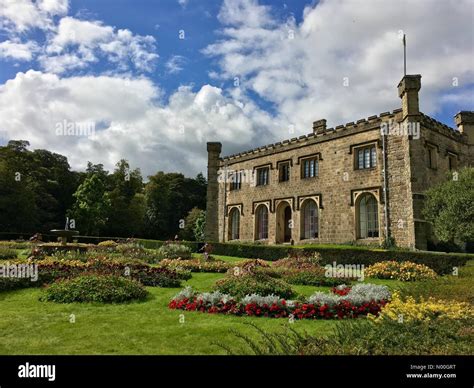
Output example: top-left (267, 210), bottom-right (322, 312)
top-left (205, 76), bottom-right (473, 249)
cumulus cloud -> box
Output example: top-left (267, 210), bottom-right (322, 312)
top-left (0, 0), bottom-right (68, 33)
top-left (205, 0), bottom-right (474, 135)
top-left (0, 39), bottom-right (39, 61)
top-left (0, 1), bottom-right (158, 74)
top-left (0, 0), bottom-right (473, 178)
top-left (39, 17), bottom-right (158, 74)
top-left (0, 70), bottom-right (275, 176)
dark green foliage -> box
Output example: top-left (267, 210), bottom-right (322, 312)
top-left (210, 242), bottom-right (470, 275)
top-left (214, 272), bottom-right (295, 299)
top-left (283, 270), bottom-right (348, 286)
top-left (423, 167), bottom-right (474, 244)
top-left (180, 207), bottom-right (205, 241)
top-left (144, 172), bottom-right (206, 240)
top-left (219, 318), bottom-right (474, 355)
top-left (41, 275), bottom-right (148, 303)
top-left (0, 141), bottom-right (79, 234)
top-left (69, 173), bottom-right (111, 235)
top-left (0, 248), bottom-right (18, 260)
top-left (156, 243), bottom-right (192, 260)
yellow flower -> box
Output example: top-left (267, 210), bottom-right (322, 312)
top-left (372, 291), bottom-right (474, 323)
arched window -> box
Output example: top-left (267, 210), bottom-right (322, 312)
top-left (301, 200), bottom-right (318, 239)
top-left (255, 205), bottom-right (268, 240)
top-left (229, 208), bottom-right (240, 240)
top-left (358, 194), bottom-right (379, 238)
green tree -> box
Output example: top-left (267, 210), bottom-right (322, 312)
top-left (193, 209), bottom-right (206, 241)
top-left (180, 207), bottom-right (205, 240)
top-left (104, 160), bottom-right (144, 237)
top-left (69, 174), bottom-right (111, 235)
top-left (144, 172), bottom-right (206, 239)
top-left (423, 168), bottom-right (474, 244)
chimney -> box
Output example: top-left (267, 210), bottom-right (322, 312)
top-left (313, 119), bottom-right (327, 134)
top-left (398, 74), bottom-right (421, 119)
top-left (454, 111), bottom-right (474, 145)
top-left (205, 142), bottom-right (222, 242)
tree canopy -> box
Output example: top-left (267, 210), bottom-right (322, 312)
top-left (423, 167), bottom-right (474, 246)
top-left (0, 141), bottom-right (206, 240)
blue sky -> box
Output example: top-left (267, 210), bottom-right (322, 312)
top-left (0, 0), bottom-right (472, 177)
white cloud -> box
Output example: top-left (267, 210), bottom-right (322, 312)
top-left (0, 39), bottom-right (38, 61)
top-left (165, 55), bottom-right (187, 74)
top-left (0, 3), bottom-right (158, 74)
top-left (205, 0), bottom-right (474, 134)
top-left (0, 0), bottom-right (67, 33)
top-left (40, 17), bottom-right (158, 74)
top-left (1, 0), bottom-right (473, 178)
top-left (178, 0), bottom-right (188, 9)
top-left (0, 70), bottom-right (275, 176)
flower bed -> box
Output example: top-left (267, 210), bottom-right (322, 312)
top-left (365, 261), bottom-right (437, 281)
top-left (214, 271), bottom-right (296, 299)
top-left (0, 258), bottom-right (187, 291)
top-left (159, 258), bottom-right (231, 273)
top-left (370, 291), bottom-right (474, 322)
top-left (169, 284), bottom-right (390, 320)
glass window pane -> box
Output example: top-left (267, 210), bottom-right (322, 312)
top-left (364, 148), bottom-right (370, 169)
top-left (371, 147), bottom-right (376, 167)
top-left (358, 150), bottom-right (364, 169)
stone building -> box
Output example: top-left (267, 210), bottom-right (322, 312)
top-left (205, 75), bottom-right (474, 250)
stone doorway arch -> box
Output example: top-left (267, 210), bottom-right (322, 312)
top-left (276, 201), bottom-right (292, 243)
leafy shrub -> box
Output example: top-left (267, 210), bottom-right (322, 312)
top-left (97, 240), bottom-right (119, 247)
top-left (0, 257), bottom-right (185, 292)
top-left (42, 275), bottom-right (148, 303)
top-left (283, 270), bottom-right (348, 286)
top-left (0, 248), bottom-right (18, 260)
top-left (370, 291), bottom-right (474, 322)
top-left (0, 241), bottom-right (32, 250)
top-left (157, 243), bottom-right (192, 260)
top-left (298, 318), bottom-right (474, 355)
top-left (273, 252), bottom-right (322, 270)
top-left (214, 272), bottom-right (295, 299)
top-left (365, 261), bottom-right (437, 281)
top-left (160, 258), bottom-right (231, 273)
top-left (218, 317), bottom-right (474, 355)
top-left (210, 242), bottom-right (470, 274)
top-left (50, 250), bottom-right (88, 262)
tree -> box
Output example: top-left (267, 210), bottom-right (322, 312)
top-left (0, 141), bottom-right (79, 233)
top-left (181, 207), bottom-right (205, 240)
top-left (193, 210), bottom-right (206, 241)
top-left (104, 160), bottom-right (144, 237)
top-left (423, 168), bottom-right (474, 245)
top-left (144, 172), bottom-right (207, 239)
top-left (69, 174), bottom-right (111, 235)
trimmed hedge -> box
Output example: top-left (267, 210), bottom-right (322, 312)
top-left (209, 243), bottom-right (471, 275)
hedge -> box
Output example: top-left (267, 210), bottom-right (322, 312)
top-left (209, 243), bottom-right (471, 275)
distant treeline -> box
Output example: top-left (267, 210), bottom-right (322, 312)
top-left (0, 140), bottom-right (206, 240)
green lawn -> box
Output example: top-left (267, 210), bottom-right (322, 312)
top-left (0, 271), bottom-right (339, 355)
top-left (0, 251), bottom-right (470, 355)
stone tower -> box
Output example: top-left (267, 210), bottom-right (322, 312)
top-left (205, 142), bottom-right (222, 241)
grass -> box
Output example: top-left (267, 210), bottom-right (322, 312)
top-left (0, 271), bottom-right (338, 355)
top-left (0, 250), bottom-right (471, 355)
top-left (399, 259), bottom-right (474, 304)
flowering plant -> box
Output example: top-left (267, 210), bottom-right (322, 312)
top-left (169, 283), bottom-right (390, 320)
top-left (365, 261), bottom-right (437, 281)
top-left (370, 291), bottom-right (474, 322)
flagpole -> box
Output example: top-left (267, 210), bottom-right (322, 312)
top-left (403, 34), bottom-right (407, 76)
